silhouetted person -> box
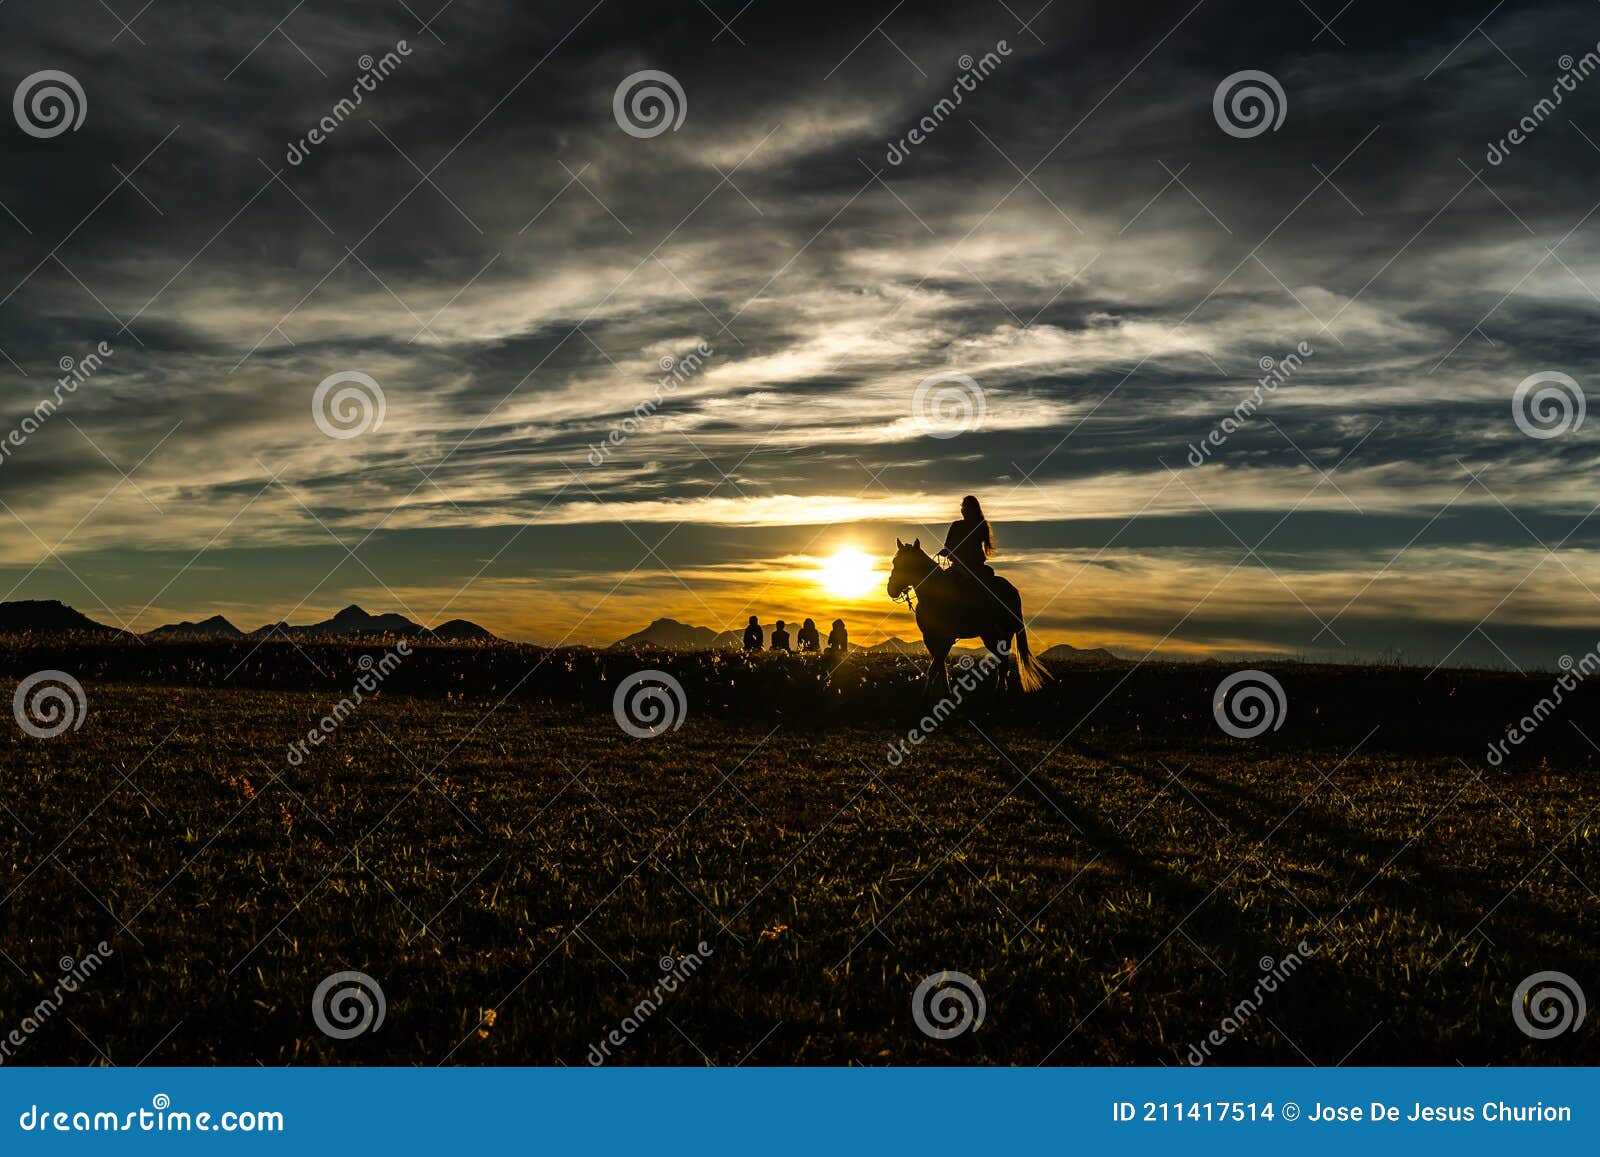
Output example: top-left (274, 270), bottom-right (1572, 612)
top-left (797, 618), bottom-right (820, 652)
top-left (743, 615), bottom-right (763, 651)
top-left (771, 620), bottom-right (791, 651)
top-left (827, 618), bottom-right (848, 656)
top-left (940, 494), bottom-right (996, 587)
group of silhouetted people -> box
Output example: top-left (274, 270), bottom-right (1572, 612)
top-left (743, 615), bottom-right (848, 656)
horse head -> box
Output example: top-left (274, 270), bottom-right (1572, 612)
top-left (887, 537), bottom-right (932, 599)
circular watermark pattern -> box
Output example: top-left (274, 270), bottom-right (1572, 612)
top-left (312, 371), bottom-right (386, 439)
top-left (14, 70), bottom-right (86, 139)
top-left (912, 970), bottom-right (986, 1039)
top-left (312, 970), bottom-right (387, 1039)
top-left (1213, 70), bottom-right (1287, 139)
top-left (612, 669), bottom-right (687, 738)
top-left (1511, 970), bottom-right (1586, 1039)
top-left (1512, 371), bottom-right (1585, 440)
top-left (1212, 669), bottom-right (1286, 738)
top-left (912, 371), bottom-right (986, 438)
top-left (613, 70), bottom-right (686, 139)
top-left (13, 670), bottom-right (87, 738)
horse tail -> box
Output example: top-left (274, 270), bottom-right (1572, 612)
top-left (1012, 625), bottom-right (1051, 693)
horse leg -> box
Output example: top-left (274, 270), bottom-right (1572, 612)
top-left (982, 634), bottom-right (1010, 698)
top-left (923, 638), bottom-right (954, 705)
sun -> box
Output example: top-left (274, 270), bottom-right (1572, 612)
top-left (816, 547), bottom-right (879, 599)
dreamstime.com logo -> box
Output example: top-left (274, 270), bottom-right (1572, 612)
top-left (1212, 670), bottom-right (1286, 738)
top-left (312, 970), bottom-right (386, 1039)
top-left (1512, 970), bottom-right (1586, 1040)
top-left (911, 970), bottom-right (986, 1039)
top-left (0, 341), bottom-right (114, 473)
top-left (286, 41), bottom-right (412, 165)
top-left (0, 943), bottom-right (114, 1065)
top-left (1187, 942), bottom-right (1314, 1064)
top-left (884, 41), bottom-right (1012, 165)
top-left (586, 944), bottom-right (713, 1064)
top-left (313, 370), bottom-right (386, 439)
top-left (912, 371), bottom-right (986, 438)
top-left (13, 671), bottom-right (87, 738)
top-left (1213, 70), bottom-right (1286, 138)
top-left (612, 669), bottom-right (687, 738)
top-left (17, 1095), bottom-right (283, 1134)
top-left (613, 70), bottom-right (686, 138)
top-left (886, 651), bottom-right (1003, 765)
top-left (1512, 371), bottom-right (1585, 439)
top-left (1186, 341), bottom-right (1314, 465)
top-left (1486, 45), bottom-right (1600, 165)
top-left (587, 342), bottom-right (714, 466)
top-left (285, 643), bottom-right (410, 767)
top-left (13, 70), bottom-right (86, 138)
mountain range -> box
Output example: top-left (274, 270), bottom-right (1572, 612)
top-left (608, 617), bottom-right (1118, 661)
top-left (0, 600), bottom-right (498, 642)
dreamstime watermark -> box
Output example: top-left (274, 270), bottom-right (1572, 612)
top-left (1212, 670), bottom-right (1286, 738)
top-left (612, 669), bottom-right (687, 738)
top-left (1512, 370), bottom-right (1584, 439)
top-left (1487, 47), bottom-right (1600, 165)
top-left (13, 70), bottom-right (86, 139)
top-left (17, 1095), bottom-right (283, 1134)
top-left (613, 70), bottom-right (686, 138)
top-left (312, 370), bottom-right (386, 439)
top-left (1186, 341), bottom-right (1313, 465)
top-left (1185, 942), bottom-right (1315, 1064)
top-left (586, 944), bottom-right (713, 1064)
top-left (912, 371), bottom-right (986, 438)
top-left (1511, 970), bottom-right (1586, 1039)
top-left (311, 970), bottom-right (386, 1039)
top-left (1485, 645), bottom-right (1600, 766)
top-left (286, 42), bottom-right (412, 165)
top-left (911, 970), bottom-right (986, 1039)
top-left (284, 643), bottom-right (410, 766)
top-left (0, 341), bottom-right (114, 471)
top-left (884, 42), bottom-right (1012, 165)
top-left (886, 650), bottom-right (1003, 765)
top-left (1213, 70), bottom-right (1286, 138)
top-left (12, 670), bottom-right (87, 738)
top-left (0, 943), bottom-right (114, 1065)
top-left (587, 342), bottom-right (714, 466)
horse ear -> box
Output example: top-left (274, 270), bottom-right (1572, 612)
top-left (913, 537), bottom-right (920, 550)
top-left (896, 537), bottom-right (903, 549)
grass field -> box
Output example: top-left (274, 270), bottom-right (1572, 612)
top-left (1, 643), bottom-right (1597, 1065)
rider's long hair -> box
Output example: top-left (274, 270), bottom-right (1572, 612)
top-left (961, 495), bottom-right (995, 557)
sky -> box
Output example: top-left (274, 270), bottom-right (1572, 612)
top-left (1, 0), bottom-right (1599, 663)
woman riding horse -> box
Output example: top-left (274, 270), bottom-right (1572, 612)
top-left (887, 497), bottom-right (1050, 698)
top-left (939, 495), bottom-right (996, 588)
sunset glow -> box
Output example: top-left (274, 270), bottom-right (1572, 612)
top-left (815, 548), bottom-right (880, 600)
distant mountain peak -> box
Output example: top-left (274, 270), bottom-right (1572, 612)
top-left (146, 614), bottom-right (243, 639)
top-left (0, 599), bottom-right (122, 638)
top-left (0, 599), bottom-right (497, 643)
top-left (610, 618), bottom-right (732, 650)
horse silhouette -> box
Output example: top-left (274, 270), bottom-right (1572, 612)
top-left (886, 537), bottom-right (1050, 697)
